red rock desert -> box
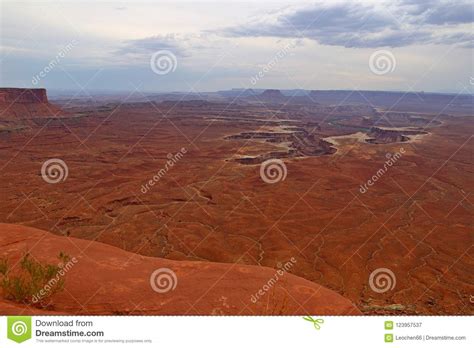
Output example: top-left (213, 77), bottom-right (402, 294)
top-left (0, 0), bottom-right (472, 317)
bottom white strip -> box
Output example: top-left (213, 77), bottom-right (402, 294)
top-left (0, 316), bottom-right (472, 347)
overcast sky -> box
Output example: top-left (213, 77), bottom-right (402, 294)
top-left (0, 0), bottom-right (473, 94)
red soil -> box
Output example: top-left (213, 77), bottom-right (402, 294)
top-left (0, 223), bottom-right (360, 315)
top-left (0, 91), bottom-right (472, 315)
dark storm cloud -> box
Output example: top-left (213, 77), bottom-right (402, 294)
top-left (220, 0), bottom-right (473, 48)
top-left (432, 32), bottom-right (474, 48)
top-left (400, 0), bottom-right (473, 25)
top-left (422, 3), bottom-right (473, 25)
top-left (224, 2), bottom-right (395, 40)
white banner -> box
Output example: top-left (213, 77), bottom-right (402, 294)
top-left (0, 316), bottom-right (472, 347)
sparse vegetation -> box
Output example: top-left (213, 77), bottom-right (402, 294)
top-left (0, 252), bottom-right (70, 306)
top-left (0, 258), bottom-right (8, 275)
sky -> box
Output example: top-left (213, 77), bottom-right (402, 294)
top-left (0, 0), bottom-right (473, 94)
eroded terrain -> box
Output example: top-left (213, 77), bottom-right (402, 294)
top-left (0, 89), bottom-right (472, 315)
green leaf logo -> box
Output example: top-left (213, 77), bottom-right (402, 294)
top-left (7, 316), bottom-right (32, 343)
top-left (303, 316), bottom-right (324, 330)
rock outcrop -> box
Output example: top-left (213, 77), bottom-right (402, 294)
top-left (0, 88), bottom-right (65, 124)
top-left (367, 126), bottom-right (427, 144)
top-left (260, 89), bottom-right (285, 100)
top-left (0, 223), bottom-right (361, 315)
top-left (0, 88), bottom-right (48, 103)
top-left (227, 128), bottom-right (336, 164)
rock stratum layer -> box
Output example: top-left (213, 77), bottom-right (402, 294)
top-left (0, 224), bottom-right (360, 315)
top-left (0, 88), bottom-right (48, 104)
top-left (0, 88), bottom-right (472, 315)
top-left (0, 88), bottom-right (65, 124)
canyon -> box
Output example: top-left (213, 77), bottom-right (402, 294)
top-left (0, 88), bottom-right (472, 315)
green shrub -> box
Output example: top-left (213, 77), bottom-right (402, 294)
top-left (0, 258), bottom-right (8, 276)
top-left (0, 252), bottom-right (70, 306)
